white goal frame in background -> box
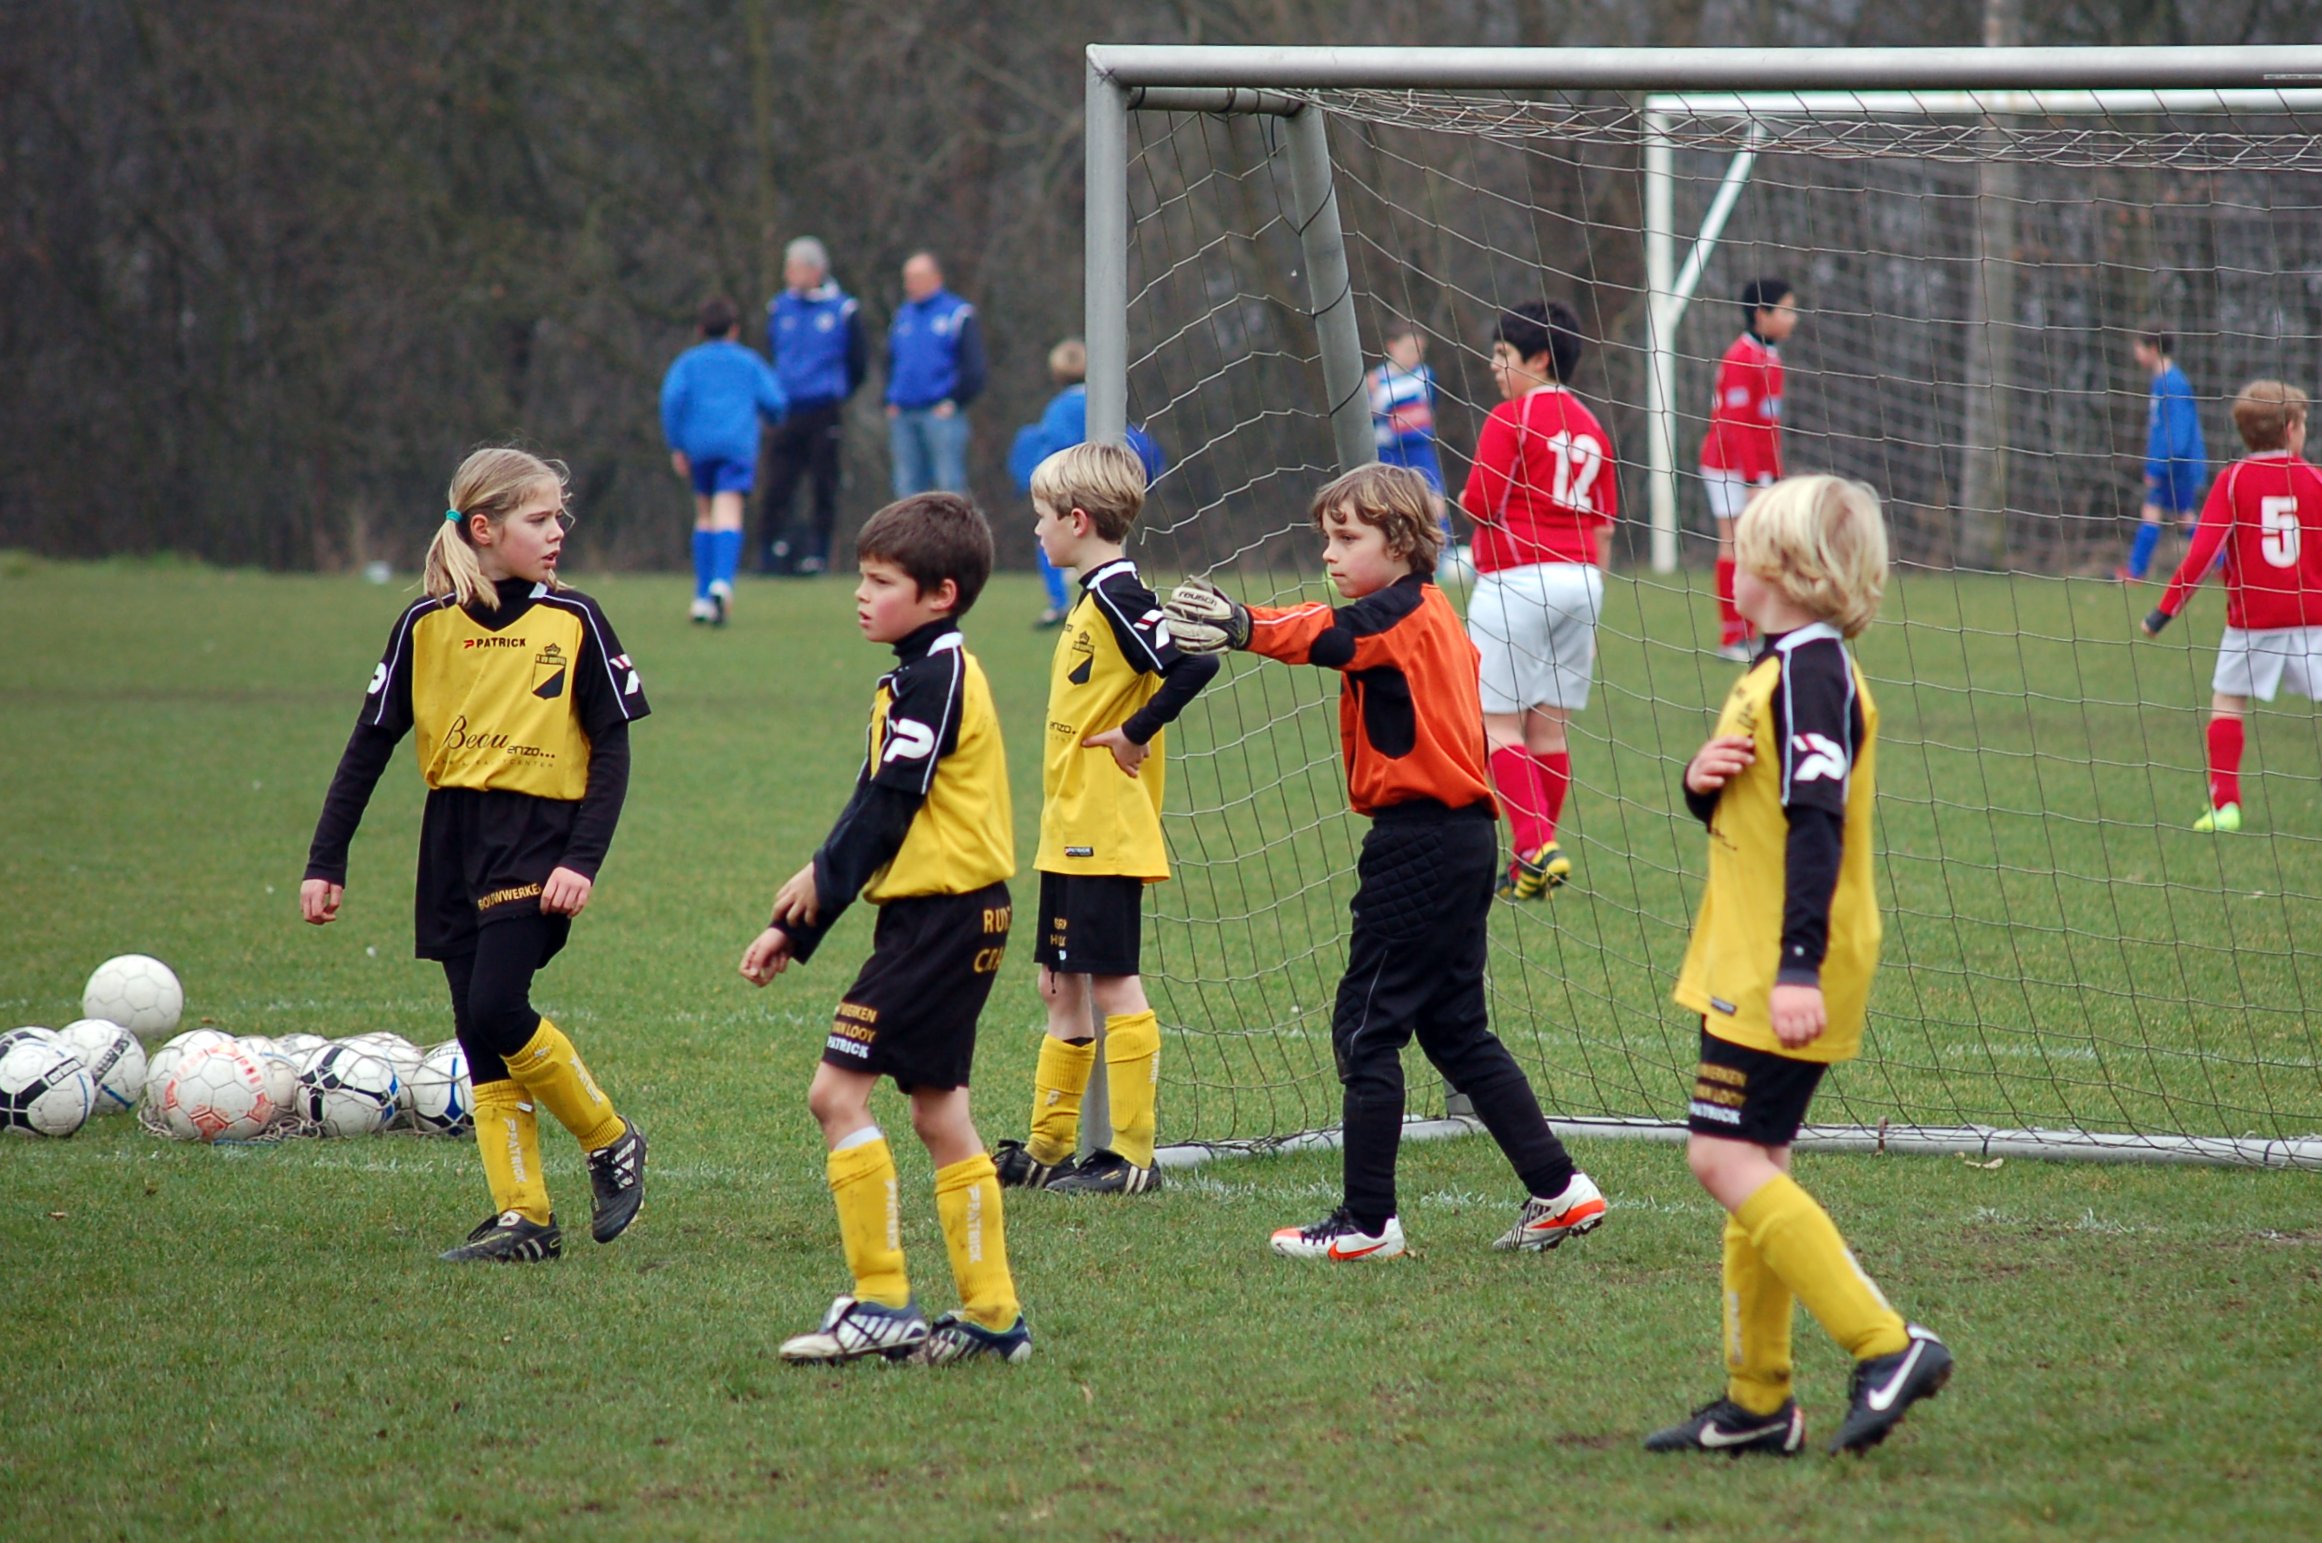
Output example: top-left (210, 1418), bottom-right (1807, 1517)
top-left (1080, 44), bottom-right (2322, 1172)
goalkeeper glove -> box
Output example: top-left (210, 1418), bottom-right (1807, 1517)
top-left (1165, 579), bottom-right (1251, 654)
top-left (2143, 607), bottom-right (2171, 638)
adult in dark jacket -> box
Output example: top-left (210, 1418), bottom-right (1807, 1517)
top-left (885, 252), bottom-right (985, 498)
top-left (760, 237), bottom-right (868, 576)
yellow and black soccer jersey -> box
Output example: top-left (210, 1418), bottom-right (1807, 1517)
top-left (1037, 558), bottom-right (1219, 881)
top-left (1673, 621), bottom-right (1880, 1064)
top-left (773, 620), bottom-right (1014, 963)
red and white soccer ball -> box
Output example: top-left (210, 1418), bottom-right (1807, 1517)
top-left (234, 1036), bottom-right (300, 1116)
top-left (295, 1044), bottom-right (399, 1138)
top-left (56, 1018), bottom-right (147, 1115)
top-left (82, 954), bottom-right (184, 1040)
top-left (0, 1039), bottom-right (96, 1137)
top-left (160, 1043), bottom-right (276, 1143)
top-left (142, 1028), bottom-right (236, 1113)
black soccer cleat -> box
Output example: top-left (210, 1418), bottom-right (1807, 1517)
top-left (1045, 1147), bottom-right (1160, 1196)
top-left (1643, 1397), bottom-right (1805, 1456)
top-left (585, 1117), bottom-right (647, 1244)
top-left (992, 1139), bottom-right (1075, 1191)
top-left (1830, 1324), bottom-right (1953, 1454)
top-left (440, 1211), bottom-right (563, 1264)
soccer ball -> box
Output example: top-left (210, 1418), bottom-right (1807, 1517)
top-left (55, 1019), bottom-right (147, 1114)
top-left (160, 1043), bottom-right (276, 1143)
top-left (343, 1033), bottom-right (425, 1122)
top-left (143, 1028), bottom-right (236, 1109)
top-left (0, 1040), bottom-right (96, 1138)
top-left (0, 1026), bottom-right (63, 1057)
top-left (273, 1032), bottom-right (329, 1060)
top-left (82, 954), bottom-right (184, 1039)
top-left (295, 1044), bottom-right (399, 1138)
top-left (235, 1037), bottom-right (299, 1116)
top-left (406, 1042), bottom-right (474, 1136)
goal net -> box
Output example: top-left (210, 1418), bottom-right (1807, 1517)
top-left (1106, 63), bottom-right (2322, 1166)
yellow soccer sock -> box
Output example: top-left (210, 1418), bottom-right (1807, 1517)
top-left (503, 1017), bottom-right (625, 1153)
top-left (1736, 1174), bottom-right (1910, 1362)
top-left (935, 1154), bottom-right (1020, 1331)
top-left (1101, 1010), bottom-right (1162, 1169)
top-left (471, 1080), bottom-right (551, 1225)
top-left (1027, 1035), bottom-right (1096, 1167)
top-left (827, 1133), bottom-right (910, 1310)
top-left (1723, 1214), bottom-right (1795, 1415)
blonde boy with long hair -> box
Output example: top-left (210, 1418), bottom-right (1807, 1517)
top-left (1649, 474), bottom-right (1950, 1456)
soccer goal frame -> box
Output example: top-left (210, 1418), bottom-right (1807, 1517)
top-left (1082, 43), bottom-right (2322, 1173)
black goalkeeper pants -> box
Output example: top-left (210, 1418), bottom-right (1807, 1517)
top-left (440, 913), bottom-right (569, 1087)
top-left (757, 401), bottom-right (844, 571)
top-left (1333, 805), bottom-right (1575, 1232)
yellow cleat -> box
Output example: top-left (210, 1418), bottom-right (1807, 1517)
top-left (1498, 842), bottom-right (1573, 901)
top-left (2193, 803), bottom-right (2242, 834)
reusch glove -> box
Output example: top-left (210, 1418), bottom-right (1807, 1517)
top-left (1164, 579), bottom-right (1251, 654)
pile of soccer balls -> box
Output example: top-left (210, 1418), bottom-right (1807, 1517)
top-left (0, 953), bottom-right (473, 1145)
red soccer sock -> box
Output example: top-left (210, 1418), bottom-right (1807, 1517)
top-left (2207, 717), bottom-right (2245, 809)
top-left (1489, 744), bottom-right (1549, 856)
top-left (1716, 558), bottom-right (1749, 647)
top-left (1532, 750), bottom-right (1572, 843)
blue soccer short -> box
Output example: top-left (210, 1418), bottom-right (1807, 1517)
top-left (2149, 469), bottom-right (2205, 515)
top-left (688, 456), bottom-right (756, 497)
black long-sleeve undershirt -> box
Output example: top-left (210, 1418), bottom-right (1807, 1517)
top-left (771, 780), bottom-right (924, 964)
top-left (1121, 651), bottom-right (1220, 745)
top-left (1777, 804), bottom-right (1843, 986)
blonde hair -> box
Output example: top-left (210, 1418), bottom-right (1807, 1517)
top-left (2232, 379), bottom-right (2308, 452)
top-left (1311, 462), bottom-right (1444, 574)
top-left (423, 447), bottom-right (569, 611)
top-left (1030, 442), bottom-right (1147, 543)
top-left (1733, 474), bottom-right (1888, 638)
top-left (1048, 338), bottom-right (1088, 384)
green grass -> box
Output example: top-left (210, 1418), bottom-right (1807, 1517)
top-left (3, 563), bottom-right (2319, 1540)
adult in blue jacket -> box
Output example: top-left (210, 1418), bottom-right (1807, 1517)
top-left (885, 252), bottom-right (985, 498)
top-left (2120, 325), bottom-right (2209, 581)
top-left (660, 296), bottom-right (786, 624)
top-left (760, 237), bottom-right (867, 576)
top-left (1008, 338), bottom-right (1167, 626)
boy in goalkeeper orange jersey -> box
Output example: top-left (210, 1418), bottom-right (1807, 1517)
top-left (1647, 474), bottom-right (1950, 1457)
top-left (1164, 462), bottom-right (1606, 1261)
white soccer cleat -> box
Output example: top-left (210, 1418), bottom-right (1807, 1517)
top-left (1492, 1171), bottom-right (1608, 1251)
top-left (778, 1295), bottom-right (930, 1364)
top-left (1270, 1208), bottom-right (1406, 1261)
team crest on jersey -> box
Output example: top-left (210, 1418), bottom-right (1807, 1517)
top-left (1067, 630), bottom-right (1095, 686)
top-left (531, 643), bottom-right (568, 701)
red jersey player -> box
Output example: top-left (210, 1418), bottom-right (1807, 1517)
top-left (1700, 278), bottom-right (1798, 659)
top-left (1458, 299), bottom-right (1617, 900)
top-left (2141, 380), bottom-right (2322, 831)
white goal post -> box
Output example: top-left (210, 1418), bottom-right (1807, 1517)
top-left (1080, 44), bottom-right (2322, 1172)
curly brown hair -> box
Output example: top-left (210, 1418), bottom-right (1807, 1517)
top-left (1309, 463), bottom-right (1445, 574)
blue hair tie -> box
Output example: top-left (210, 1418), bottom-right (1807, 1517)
top-left (445, 508), bottom-right (463, 523)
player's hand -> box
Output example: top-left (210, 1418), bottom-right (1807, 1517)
top-left (1685, 735), bottom-right (1755, 794)
top-left (670, 451), bottom-right (690, 479)
top-left (300, 879), bottom-right (343, 926)
top-left (771, 862), bottom-right (819, 927)
top-left (933, 399), bottom-right (956, 419)
top-left (1084, 726), bottom-right (1148, 778)
top-left (1164, 579), bottom-right (1250, 654)
top-left (1769, 982), bottom-right (1825, 1049)
top-left (2140, 608), bottom-right (2170, 639)
top-left (540, 866), bottom-right (594, 917)
top-left (740, 926), bottom-right (795, 985)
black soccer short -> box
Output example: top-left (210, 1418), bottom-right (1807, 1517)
top-left (413, 787), bottom-right (578, 960)
top-left (825, 881), bottom-right (1012, 1091)
top-left (1031, 871), bottom-right (1144, 975)
top-left (1687, 1025), bottom-right (1829, 1146)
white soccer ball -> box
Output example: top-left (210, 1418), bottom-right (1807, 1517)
top-left (406, 1042), bottom-right (474, 1136)
top-left (0, 1026), bottom-right (63, 1057)
top-left (160, 1043), bottom-right (276, 1143)
top-left (273, 1032), bottom-right (329, 1060)
top-left (143, 1028), bottom-right (236, 1109)
top-left (343, 1033), bottom-right (425, 1121)
top-left (295, 1044), bottom-right (399, 1138)
top-left (0, 1040), bottom-right (96, 1138)
top-left (82, 954), bottom-right (184, 1040)
top-left (56, 1019), bottom-right (146, 1114)
top-left (236, 1038), bottom-right (299, 1117)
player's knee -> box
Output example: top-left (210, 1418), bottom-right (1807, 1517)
top-left (1089, 973), bottom-right (1148, 1017)
top-left (1684, 1134), bottom-right (1732, 1189)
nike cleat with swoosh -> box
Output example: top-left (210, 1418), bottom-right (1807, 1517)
top-left (1643, 1397), bottom-right (1804, 1456)
top-left (1831, 1324), bottom-right (1953, 1454)
top-left (1269, 1207), bottom-right (1406, 1261)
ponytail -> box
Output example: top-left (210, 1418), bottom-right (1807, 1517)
top-left (422, 447), bottom-right (570, 611)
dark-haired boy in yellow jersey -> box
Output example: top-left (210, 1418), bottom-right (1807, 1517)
top-left (1647, 475), bottom-right (1951, 1457)
top-left (991, 442), bottom-right (1219, 1195)
top-left (740, 492), bottom-right (1029, 1365)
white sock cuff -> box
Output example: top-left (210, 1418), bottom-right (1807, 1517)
top-left (832, 1124), bottom-right (884, 1153)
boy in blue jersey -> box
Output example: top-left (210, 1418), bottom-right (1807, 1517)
top-left (2118, 325), bottom-right (2209, 582)
top-left (1368, 322), bottom-right (1444, 495)
top-left (1008, 339), bottom-right (1168, 628)
top-left (661, 296), bottom-right (787, 624)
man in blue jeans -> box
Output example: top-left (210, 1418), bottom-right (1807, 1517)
top-left (886, 252), bottom-right (985, 498)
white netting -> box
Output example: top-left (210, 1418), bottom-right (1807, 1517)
top-left (1122, 88), bottom-right (2322, 1160)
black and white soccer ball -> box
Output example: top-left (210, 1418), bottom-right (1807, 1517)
top-left (0, 1040), bottom-right (96, 1138)
top-left (82, 954), bottom-right (184, 1040)
top-left (342, 1033), bottom-right (424, 1121)
top-left (406, 1042), bottom-right (474, 1136)
top-left (0, 1026), bottom-right (63, 1059)
top-left (295, 1044), bottom-right (398, 1138)
top-left (55, 1018), bottom-right (146, 1115)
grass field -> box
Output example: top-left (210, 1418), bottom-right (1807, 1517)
top-left (3, 558), bottom-right (2319, 1541)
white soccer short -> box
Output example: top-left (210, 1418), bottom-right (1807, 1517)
top-left (1702, 467), bottom-right (1772, 524)
top-left (1468, 562), bottom-right (1603, 714)
top-left (2212, 625), bottom-right (2322, 702)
